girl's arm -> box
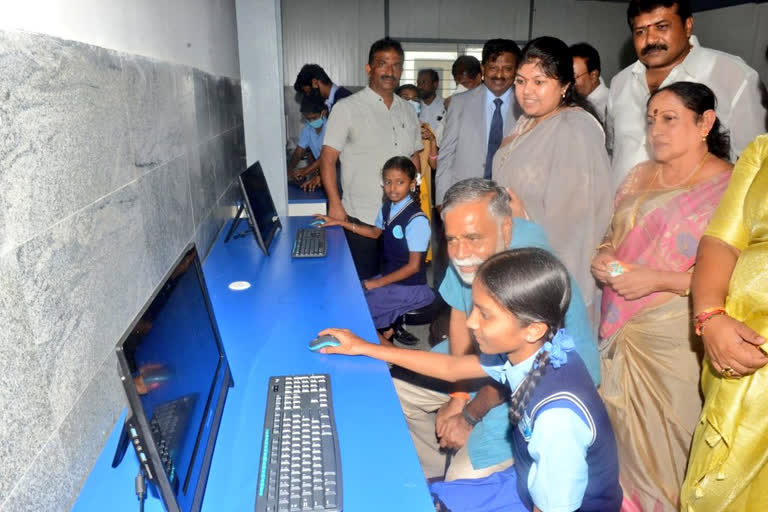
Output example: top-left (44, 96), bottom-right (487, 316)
top-left (312, 215), bottom-right (382, 240)
top-left (287, 146), bottom-right (305, 173)
top-left (364, 252), bottom-right (422, 290)
top-left (317, 328), bottom-right (487, 382)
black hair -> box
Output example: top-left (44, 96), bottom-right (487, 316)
top-left (368, 38), bottom-right (404, 66)
top-left (520, 36), bottom-right (602, 124)
top-left (475, 248), bottom-right (571, 425)
top-left (482, 38), bottom-right (522, 65)
top-left (395, 84), bottom-right (418, 96)
top-left (452, 55), bottom-right (482, 79)
top-left (299, 92), bottom-right (327, 115)
top-left (418, 68), bottom-right (439, 83)
top-left (647, 81), bottom-right (731, 160)
top-left (293, 64), bottom-right (331, 93)
top-left (381, 156), bottom-right (420, 206)
top-left (627, 0), bottom-right (692, 29)
top-left (570, 42), bottom-right (601, 74)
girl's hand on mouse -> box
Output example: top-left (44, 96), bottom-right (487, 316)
top-left (317, 328), bottom-right (371, 356)
top-left (313, 214), bottom-right (342, 228)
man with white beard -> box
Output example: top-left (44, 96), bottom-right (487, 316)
top-left (393, 178), bottom-right (600, 481)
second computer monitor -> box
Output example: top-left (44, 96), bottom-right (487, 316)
top-left (239, 161), bottom-right (282, 256)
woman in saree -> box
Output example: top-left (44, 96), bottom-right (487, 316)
top-left (492, 36), bottom-right (612, 324)
top-left (591, 82), bottom-right (733, 511)
top-left (679, 133), bottom-right (768, 511)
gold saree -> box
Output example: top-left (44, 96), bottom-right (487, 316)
top-left (681, 135), bottom-right (768, 511)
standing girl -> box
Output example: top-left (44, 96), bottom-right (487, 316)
top-left (317, 248), bottom-right (622, 511)
top-left (315, 156), bottom-right (433, 345)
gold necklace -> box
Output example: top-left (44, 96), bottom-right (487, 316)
top-left (657, 151), bottom-right (709, 189)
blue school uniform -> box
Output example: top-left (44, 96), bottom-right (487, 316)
top-left (364, 197), bottom-right (433, 328)
top-left (431, 331), bottom-right (622, 512)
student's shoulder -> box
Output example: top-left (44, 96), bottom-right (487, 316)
top-left (509, 218), bottom-right (552, 250)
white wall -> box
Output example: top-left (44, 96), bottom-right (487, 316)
top-left (282, 0), bottom-right (768, 89)
top-left (237, 0), bottom-right (290, 215)
top-left (0, 0), bottom-right (241, 77)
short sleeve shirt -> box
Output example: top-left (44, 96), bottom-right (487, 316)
top-left (374, 198), bottom-right (431, 252)
top-left (297, 122), bottom-right (326, 160)
top-left (323, 87), bottom-right (423, 224)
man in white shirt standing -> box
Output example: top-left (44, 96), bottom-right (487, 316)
top-left (607, 0), bottom-right (766, 191)
top-left (417, 69), bottom-right (446, 131)
top-left (570, 42), bottom-right (609, 125)
top-left (320, 38), bottom-right (422, 280)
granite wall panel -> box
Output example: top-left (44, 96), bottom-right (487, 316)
top-left (0, 27), bottom-right (243, 511)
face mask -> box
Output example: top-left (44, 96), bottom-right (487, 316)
top-left (408, 100), bottom-right (421, 115)
top-left (306, 116), bottom-right (325, 129)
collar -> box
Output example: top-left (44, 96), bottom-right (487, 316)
top-left (631, 35), bottom-right (702, 77)
top-left (326, 83), bottom-right (339, 107)
top-left (485, 85), bottom-right (513, 108)
top-left (588, 80), bottom-right (608, 99)
top-left (364, 85), bottom-right (397, 108)
top-left (491, 330), bottom-right (576, 392)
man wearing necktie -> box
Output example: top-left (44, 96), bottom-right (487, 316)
top-left (436, 39), bottom-right (521, 204)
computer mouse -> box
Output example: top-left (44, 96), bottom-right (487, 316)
top-left (308, 334), bottom-right (340, 351)
top-left (309, 219), bottom-right (326, 228)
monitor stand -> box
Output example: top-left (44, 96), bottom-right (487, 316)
top-left (224, 204), bottom-right (253, 243)
top-left (111, 416), bottom-right (133, 468)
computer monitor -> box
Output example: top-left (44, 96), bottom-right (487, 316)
top-left (114, 244), bottom-right (233, 512)
top-left (229, 161), bottom-right (282, 256)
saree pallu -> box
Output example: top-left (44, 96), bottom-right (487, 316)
top-left (418, 127), bottom-right (434, 262)
top-left (599, 169), bottom-right (730, 511)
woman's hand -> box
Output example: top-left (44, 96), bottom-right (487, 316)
top-left (316, 328), bottom-right (372, 356)
top-left (505, 187), bottom-right (530, 220)
top-left (607, 263), bottom-right (662, 300)
top-left (701, 315), bottom-right (767, 377)
top-left (591, 250), bottom-right (616, 285)
top-left (312, 214), bottom-right (343, 228)
top-left (421, 123), bottom-right (436, 144)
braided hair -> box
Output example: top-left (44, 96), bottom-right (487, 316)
top-left (475, 248), bottom-right (571, 425)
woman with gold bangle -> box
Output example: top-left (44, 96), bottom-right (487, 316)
top-left (590, 82), bottom-right (732, 511)
top-left (680, 133), bottom-right (768, 511)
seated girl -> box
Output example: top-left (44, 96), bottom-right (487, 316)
top-left (315, 156), bottom-right (434, 345)
top-left (317, 248), bottom-right (622, 511)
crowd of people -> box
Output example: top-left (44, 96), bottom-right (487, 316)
top-left (289, 0), bottom-right (768, 510)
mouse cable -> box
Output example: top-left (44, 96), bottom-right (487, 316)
top-left (135, 467), bottom-right (146, 512)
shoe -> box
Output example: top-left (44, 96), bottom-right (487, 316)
top-left (392, 324), bottom-right (419, 346)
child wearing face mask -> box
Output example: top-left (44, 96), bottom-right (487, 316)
top-left (288, 92), bottom-right (328, 189)
top-left (316, 248), bottom-right (622, 511)
top-left (314, 156), bottom-right (434, 345)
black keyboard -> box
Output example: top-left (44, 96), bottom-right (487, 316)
top-left (148, 394), bottom-right (197, 491)
top-left (255, 374), bottom-right (342, 512)
top-left (292, 228), bottom-right (327, 258)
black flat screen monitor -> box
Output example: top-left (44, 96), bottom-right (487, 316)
top-left (239, 161), bottom-right (282, 256)
top-left (115, 244), bottom-right (233, 512)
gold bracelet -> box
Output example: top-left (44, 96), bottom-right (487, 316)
top-left (596, 241), bottom-right (614, 252)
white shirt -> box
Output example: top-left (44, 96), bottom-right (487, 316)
top-left (607, 35), bottom-right (766, 192)
top-left (419, 95), bottom-right (445, 131)
top-left (484, 87), bottom-right (514, 145)
top-left (325, 83), bottom-right (339, 110)
top-left (587, 79), bottom-right (609, 125)
top-left (323, 87), bottom-right (422, 224)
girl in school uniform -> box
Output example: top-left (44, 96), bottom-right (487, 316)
top-left (314, 156), bottom-right (434, 345)
top-left (317, 248), bottom-right (622, 512)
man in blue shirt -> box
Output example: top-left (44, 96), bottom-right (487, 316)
top-left (393, 178), bottom-right (600, 481)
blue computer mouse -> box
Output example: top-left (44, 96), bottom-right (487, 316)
top-left (308, 334), bottom-right (340, 351)
top-left (309, 219), bottom-right (326, 227)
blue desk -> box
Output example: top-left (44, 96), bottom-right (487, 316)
top-left (287, 184), bottom-right (327, 217)
top-left (74, 217), bottom-right (433, 511)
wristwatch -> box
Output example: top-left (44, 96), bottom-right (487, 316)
top-left (461, 405), bottom-right (480, 427)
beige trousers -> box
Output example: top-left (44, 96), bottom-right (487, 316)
top-left (393, 378), bottom-right (514, 481)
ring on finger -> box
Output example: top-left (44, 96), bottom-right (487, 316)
top-left (721, 366), bottom-right (740, 378)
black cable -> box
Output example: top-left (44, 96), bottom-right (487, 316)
top-left (135, 468), bottom-right (146, 512)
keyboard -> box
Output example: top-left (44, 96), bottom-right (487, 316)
top-left (255, 374), bottom-right (342, 512)
top-left (292, 228), bottom-right (327, 258)
top-left (148, 393), bottom-right (197, 492)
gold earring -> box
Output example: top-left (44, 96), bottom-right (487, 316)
top-left (702, 134), bottom-right (708, 141)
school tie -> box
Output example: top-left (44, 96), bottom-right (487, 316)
top-left (484, 98), bottom-right (503, 179)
